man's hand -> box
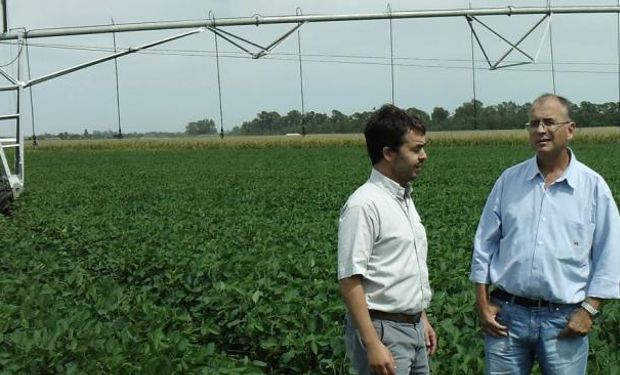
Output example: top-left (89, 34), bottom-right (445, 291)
top-left (477, 301), bottom-right (508, 337)
top-left (421, 312), bottom-right (438, 356)
top-left (366, 340), bottom-right (396, 375)
top-left (476, 283), bottom-right (508, 337)
top-left (475, 284), bottom-right (508, 337)
top-left (559, 308), bottom-right (593, 338)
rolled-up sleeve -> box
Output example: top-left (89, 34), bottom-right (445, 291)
top-left (470, 177), bottom-right (503, 284)
top-left (587, 182), bottom-right (620, 299)
top-left (338, 203), bottom-right (376, 280)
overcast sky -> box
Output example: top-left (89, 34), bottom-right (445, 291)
top-left (0, 0), bottom-right (618, 135)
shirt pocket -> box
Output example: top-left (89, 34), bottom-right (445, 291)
top-left (558, 220), bottom-right (594, 267)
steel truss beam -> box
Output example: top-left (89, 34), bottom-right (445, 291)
top-left (206, 22), bottom-right (305, 59)
top-left (466, 14), bottom-right (551, 70)
top-left (0, 5), bottom-right (618, 40)
top-left (0, 22), bottom-right (307, 90)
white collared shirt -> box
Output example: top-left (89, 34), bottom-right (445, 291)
top-left (338, 168), bottom-right (431, 314)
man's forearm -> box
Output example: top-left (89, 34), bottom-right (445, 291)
top-left (475, 282), bottom-right (490, 308)
top-left (339, 276), bottom-right (380, 346)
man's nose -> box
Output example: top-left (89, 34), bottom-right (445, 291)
top-left (532, 120), bottom-right (547, 132)
top-left (419, 149), bottom-right (427, 160)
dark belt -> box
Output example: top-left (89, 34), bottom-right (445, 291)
top-left (491, 289), bottom-right (566, 308)
top-left (369, 310), bottom-right (421, 324)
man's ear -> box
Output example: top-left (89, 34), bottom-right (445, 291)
top-left (567, 121), bottom-right (576, 141)
top-left (382, 146), bottom-right (395, 162)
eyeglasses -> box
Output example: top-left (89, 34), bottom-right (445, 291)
top-left (524, 119), bottom-right (571, 132)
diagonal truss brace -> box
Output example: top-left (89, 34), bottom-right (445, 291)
top-left (0, 65), bottom-right (18, 85)
top-left (0, 39), bottom-right (22, 88)
top-left (0, 28), bottom-right (206, 92)
top-left (23, 28), bottom-right (206, 88)
top-left (466, 13), bottom-right (551, 70)
top-left (205, 21), bottom-right (306, 59)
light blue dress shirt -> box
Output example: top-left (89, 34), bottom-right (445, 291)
top-left (470, 150), bottom-right (620, 303)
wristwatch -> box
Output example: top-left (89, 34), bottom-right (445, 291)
top-left (580, 301), bottom-right (600, 318)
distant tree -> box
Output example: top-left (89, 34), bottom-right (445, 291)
top-left (302, 111), bottom-right (330, 134)
top-left (350, 111), bottom-right (372, 133)
top-left (489, 101), bottom-right (527, 130)
top-left (92, 130), bottom-right (116, 139)
top-left (431, 107), bottom-right (449, 129)
top-left (285, 110), bottom-right (303, 133)
top-left (601, 102), bottom-right (620, 126)
top-left (453, 100), bottom-right (483, 129)
top-left (331, 110), bottom-right (350, 133)
top-left (258, 111), bottom-right (281, 134)
top-left (185, 119), bottom-right (216, 136)
top-left (57, 133), bottom-right (78, 140)
top-left (572, 101), bottom-right (613, 127)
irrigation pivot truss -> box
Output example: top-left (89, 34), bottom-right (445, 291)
top-left (0, 4), bottom-right (618, 203)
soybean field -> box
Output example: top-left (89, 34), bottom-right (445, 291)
top-left (1, 134), bottom-right (620, 374)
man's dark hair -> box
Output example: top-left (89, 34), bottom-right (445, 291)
top-left (364, 104), bottom-right (426, 165)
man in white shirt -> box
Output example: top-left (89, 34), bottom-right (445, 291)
top-left (338, 104), bottom-right (437, 375)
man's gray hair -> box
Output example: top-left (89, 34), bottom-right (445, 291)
top-left (532, 93), bottom-right (572, 121)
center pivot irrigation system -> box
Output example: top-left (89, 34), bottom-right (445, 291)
top-left (0, 3), bottom-right (618, 210)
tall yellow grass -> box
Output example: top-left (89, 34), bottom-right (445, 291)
top-left (24, 127), bottom-right (620, 151)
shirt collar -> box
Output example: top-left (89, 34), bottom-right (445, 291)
top-left (369, 168), bottom-right (411, 200)
top-left (526, 148), bottom-right (578, 189)
top-left (562, 149), bottom-right (578, 189)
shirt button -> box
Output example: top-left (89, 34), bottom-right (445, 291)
top-left (537, 241), bottom-right (543, 245)
top-left (542, 217), bottom-right (546, 221)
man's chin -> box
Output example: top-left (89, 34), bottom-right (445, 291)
top-left (533, 142), bottom-right (552, 152)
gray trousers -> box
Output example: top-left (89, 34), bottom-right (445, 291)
top-left (344, 314), bottom-right (429, 375)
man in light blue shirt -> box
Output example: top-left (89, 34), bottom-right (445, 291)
top-left (470, 93), bottom-right (620, 374)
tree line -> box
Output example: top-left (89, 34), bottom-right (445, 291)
top-left (227, 100), bottom-right (618, 136)
top-left (25, 100), bottom-right (617, 141)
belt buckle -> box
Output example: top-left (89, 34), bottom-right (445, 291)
top-left (530, 297), bottom-right (548, 309)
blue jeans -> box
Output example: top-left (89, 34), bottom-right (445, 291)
top-left (485, 297), bottom-right (588, 375)
top-left (344, 314), bottom-right (429, 375)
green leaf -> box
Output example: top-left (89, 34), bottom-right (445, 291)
top-left (251, 290), bottom-right (262, 304)
top-left (310, 341), bottom-right (318, 355)
top-left (251, 360), bottom-right (267, 367)
top-left (282, 350), bottom-right (296, 364)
